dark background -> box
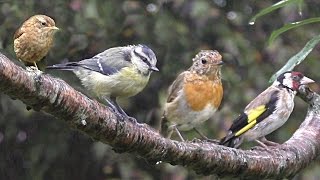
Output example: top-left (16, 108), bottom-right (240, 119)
top-left (1, 0), bottom-right (320, 179)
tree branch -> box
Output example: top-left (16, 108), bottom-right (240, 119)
top-left (0, 52), bottom-right (319, 179)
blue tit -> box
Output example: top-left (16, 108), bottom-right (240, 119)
top-left (220, 71), bottom-right (314, 148)
top-left (47, 44), bottom-right (158, 117)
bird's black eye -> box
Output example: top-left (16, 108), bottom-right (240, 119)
top-left (41, 22), bottom-right (47, 26)
top-left (201, 59), bottom-right (207, 64)
top-left (292, 75), bottom-right (299, 81)
top-left (141, 56), bottom-right (148, 62)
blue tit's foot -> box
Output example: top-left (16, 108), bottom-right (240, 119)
top-left (113, 110), bottom-right (126, 121)
top-left (128, 116), bottom-right (137, 123)
top-left (103, 98), bottom-right (138, 123)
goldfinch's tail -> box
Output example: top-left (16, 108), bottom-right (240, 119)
top-left (219, 131), bottom-right (240, 148)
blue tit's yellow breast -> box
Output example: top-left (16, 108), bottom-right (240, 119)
top-left (115, 67), bottom-right (150, 97)
top-left (84, 66), bottom-right (151, 99)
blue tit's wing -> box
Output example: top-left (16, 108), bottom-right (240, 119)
top-left (220, 86), bottom-right (279, 145)
top-left (76, 46), bottom-right (132, 75)
top-left (47, 46), bottom-right (133, 75)
top-left (166, 71), bottom-right (187, 103)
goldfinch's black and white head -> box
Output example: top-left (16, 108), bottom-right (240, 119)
top-left (130, 44), bottom-right (158, 75)
top-left (274, 71), bottom-right (314, 92)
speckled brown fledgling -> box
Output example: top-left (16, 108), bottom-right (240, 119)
top-left (14, 15), bottom-right (59, 71)
top-left (161, 50), bottom-right (224, 141)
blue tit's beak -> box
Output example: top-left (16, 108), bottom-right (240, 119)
top-left (150, 66), bottom-right (159, 72)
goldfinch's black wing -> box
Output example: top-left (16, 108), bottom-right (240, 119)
top-left (166, 72), bottom-right (187, 103)
top-left (47, 46), bottom-right (132, 76)
top-left (220, 87), bottom-right (279, 146)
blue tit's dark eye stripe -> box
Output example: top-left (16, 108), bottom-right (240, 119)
top-left (134, 49), bottom-right (151, 67)
top-left (141, 46), bottom-right (153, 58)
top-left (139, 44), bottom-right (156, 62)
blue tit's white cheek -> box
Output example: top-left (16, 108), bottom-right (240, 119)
top-left (131, 55), bottom-right (149, 74)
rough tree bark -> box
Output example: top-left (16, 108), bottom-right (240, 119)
top-left (0, 52), bottom-right (319, 179)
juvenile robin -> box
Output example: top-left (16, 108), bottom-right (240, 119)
top-left (220, 71), bottom-right (314, 148)
top-left (14, 14), bottom-right (59, 71)
top-left (161, 50), bottom-right (224, 141)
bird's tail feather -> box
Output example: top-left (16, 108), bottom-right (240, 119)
top-left (160, 115), bottom-right (173, 139)
top-left (219, 131), bottom-right (238, 148)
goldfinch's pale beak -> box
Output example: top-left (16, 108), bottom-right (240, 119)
top-left (301, 76), bottom-right (315, 85)
top-left (150, 66), bottom-right (159, 72)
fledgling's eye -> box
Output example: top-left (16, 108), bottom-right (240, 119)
top-left (201, 59), bottom-right (207, 64)
top-left (41, 22), bottom-right (47, 26)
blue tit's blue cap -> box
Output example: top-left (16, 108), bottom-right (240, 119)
top-left (138, 44), bottom-right (156, 60)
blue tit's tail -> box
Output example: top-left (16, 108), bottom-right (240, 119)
top-left (46, 62), bottom-right (80, 71)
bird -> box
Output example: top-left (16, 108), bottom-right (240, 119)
top-left (47, 44), bottom-right (158, 118)
top-left (161, 50), bottom-right (224, 141)
top-left (219, 71), bottom-right (315, 148)
top-left (14, 14), bottom-right (59, 71)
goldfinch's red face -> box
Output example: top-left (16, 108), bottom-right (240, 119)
top-left (277, 71), bottom-right (314, 91)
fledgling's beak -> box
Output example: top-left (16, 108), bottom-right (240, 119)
top-left (301, 76), bottom-right (315, 85)
top-left (217, 61), bottom-right (224, 66)
top-left (50, 26), bottom-right (59, 31)
top-left (149, 66), bottom-right (159, 72)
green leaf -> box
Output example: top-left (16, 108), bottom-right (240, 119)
top-left (268, 17), bottom-right (320, 44)
top-left (269, 34), bottom-right (320, 83)
top-left (249, 0), bottom-right (298, 25)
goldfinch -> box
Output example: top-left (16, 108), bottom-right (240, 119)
top-left (220, 71), bottom-right (314, 148)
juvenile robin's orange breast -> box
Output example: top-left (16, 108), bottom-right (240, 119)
top-left (183, 74), bottom-right (223, 111)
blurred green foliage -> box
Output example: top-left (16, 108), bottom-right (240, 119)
top-left (0, 0), bottom-right (320, 179)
